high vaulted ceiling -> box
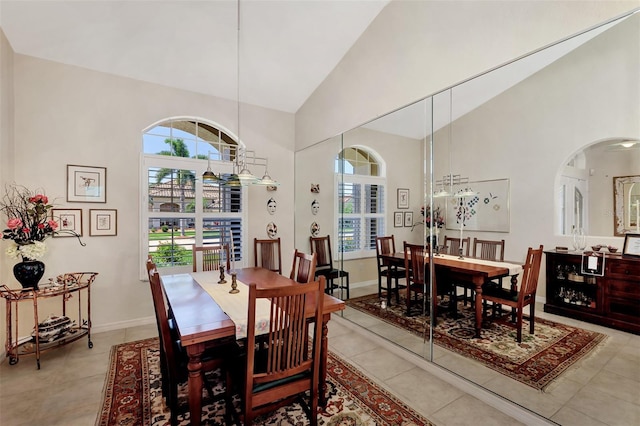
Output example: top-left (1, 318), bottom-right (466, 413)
top-left (0, 0), bottom-right (389, 113)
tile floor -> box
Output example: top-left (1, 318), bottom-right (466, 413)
top-left (341, 284), bottom-right (640, 426)
top-left (0, 285), bottom-right (638, 426)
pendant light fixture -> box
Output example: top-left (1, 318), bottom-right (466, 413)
top-left (205, 0), bottom-right (278, 187)
top-left (202, 151), bottom-right (223, 183)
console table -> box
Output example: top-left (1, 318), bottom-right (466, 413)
top-left (1, 272), bottom-right (98, 369)
top-left (544, 251), bottom-right (639, 334)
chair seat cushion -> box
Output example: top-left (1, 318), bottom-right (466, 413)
top-left (316, 268), bottom-right (348, 278)
top-left (381, 267), bottom-right (405, 278)
top-left (482, 283), bottom-right (519, 302)
top-left (253, 371), bottom-right (310, 393)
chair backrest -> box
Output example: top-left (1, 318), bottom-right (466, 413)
top-left (309, 235), bottom-right (333, 270)
top-left (147, 262), bottom-right (179, 383)
top-left (254, 237), bottom-right (282, 274)
top-left (518, 245), bottom-right (544, 302)
top-left (404, 242), bottom-right (428, 286)
top-left (289, 250), bottom-right (317, 283)
top-left (473, 238), bottom-right (505, 261)
top-left (244, 277), bottom-right (325, 421)
top-left (444, 236), bottom-right (470, 256)
top-left (192, 244), bottom-right (231, 272)
top-left (375, 236), bottom-right (396, 268)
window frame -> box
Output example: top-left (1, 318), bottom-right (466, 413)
top-left (336, 170), bottom-right (386, 261)
top-left (140, 152), bottom-right (248, 280)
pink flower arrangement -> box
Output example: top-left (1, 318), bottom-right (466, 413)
top-left (420, 205), bottom-right (445, 228)
top-left (1, 184), bottom-right (82, 260)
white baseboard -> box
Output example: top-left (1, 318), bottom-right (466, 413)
top-left (332, 315), bottom-right (555, 426)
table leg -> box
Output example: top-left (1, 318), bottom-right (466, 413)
top-left (386, 265), bottom-right (393, 306)
top-left (474, 278), bottom-right (484, 338)
top-left (186, 344), bottom-right (205, 426)
top-left (319, 317), bottom-right (329, 407)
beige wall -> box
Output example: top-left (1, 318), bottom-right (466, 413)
top-left (0, 28), bottom-right (15, 353)
top-left (296, 0), bottom-right (639, 149)
top-left (7, 54), bottom-right (294, 332)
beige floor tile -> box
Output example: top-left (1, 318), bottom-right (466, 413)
top-left (431, 394), bottom-right (527, 426)
top-left (481, 374), bottom-right (563, 418)
top-left (550, 406), bottom-right (608, 426)
top-left (434, 351), bottom-right (502, 386)
top-left (124, 322), bottom-right (158, 342)
top-left (566, 387), bottom-right (640, 426)
top-left (603, 350), bottom-right (640, 382)
top-left (349, 347), bottom-right (416, 381)
top-left (385, 366), bottom-right (465, 409)
top-left (583, 369), bottom-right (640, 406)
top-left (328, 329), bottom-right (380, 357)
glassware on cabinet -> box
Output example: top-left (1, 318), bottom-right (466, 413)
top-left (572, 227), bottom-right (586, 251)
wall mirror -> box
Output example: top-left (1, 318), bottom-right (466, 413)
top-left (295, 10), bottom-right (638, 422)
top-left (557, 139), bottom-right (639, 237)
top-left (614, 174), bottom-right (640, 236)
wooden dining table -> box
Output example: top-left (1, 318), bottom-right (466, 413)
top-left (380, 252), bottom-right (521, 338)
top-left (160, 267), bottom-right (345, 426)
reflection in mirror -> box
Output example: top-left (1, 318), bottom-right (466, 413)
top-left (558, 139), bottom-right (640, 236)
top-left (614, 174), bottom-right (640, 235)
top-left (295, 10), bottom-right (639, 423)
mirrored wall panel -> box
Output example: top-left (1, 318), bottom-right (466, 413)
top-left (295, 11), bottom-right (639, 421)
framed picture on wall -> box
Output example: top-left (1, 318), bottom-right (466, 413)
top-left (394, 212), bottom-right (403, 228)
top-left (51, 209), bottom-right (82, 236)
top-left (397, 188), bottom-right (409, 209)
top-left (404, 211), bottom-right (413, 227)
top-left (89, 209), bottom-right (117, 236)
top-left (622, 233), bottom-right (640, 257)
top-left (67, 165), bottom-right (107, 203)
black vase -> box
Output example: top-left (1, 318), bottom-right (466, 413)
top-left (13, 259), bottom-right (45, 290)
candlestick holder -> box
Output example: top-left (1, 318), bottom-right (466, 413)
top-left (218, 265), bottom-right (227, 284)
top-left (229, 272), bottom-right (239, 294)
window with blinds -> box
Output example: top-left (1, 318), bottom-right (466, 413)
top-left (142, 118), bottom-right (245, 276)
top-left (337, 167), bottom-right (385, 258)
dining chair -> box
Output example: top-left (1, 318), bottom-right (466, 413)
top-left (375, 235), bottom-right (405, 304)
top-left (310, 235), bottom-right (350, 299)
top-left (233, 277), bottom-right (325, 426)
top-left (403, 242), bottom-right (456, 319)
top-left (481, 245), bottom-right (544, 343)
top-left (456, 238), bottom-right (506, 306)
top-left (254, 237), bottom-right (282, 274)
top-left (147, 259), bottom-right (232, 425)
top-left (289, 249), bottom-right (317, 284)
top-left (443, 236), bottom-right (470, 257)
top-left (192, 244), bottom-right (231, 273)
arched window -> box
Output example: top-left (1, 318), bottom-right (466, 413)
top-left (141, 118), bottom-right (244, 276)
top-left (335, 146), bottom-right (385, 258)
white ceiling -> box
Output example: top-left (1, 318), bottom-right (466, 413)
top-left (0, 0), bottom-right (389, 113)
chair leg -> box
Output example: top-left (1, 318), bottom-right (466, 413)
top-left (516, 308), bottom-right (523, 343)
top-left (378, 272), bottom-right (383, 298)
top-left (345, 275), bottom-right (350, 299)
top-left (529, 302), bottom-right (535, 335)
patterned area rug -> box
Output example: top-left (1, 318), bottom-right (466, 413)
top-left (96, 337), bottom-right (434, 425)
top-left (347, 294), bottom-right (607, 390)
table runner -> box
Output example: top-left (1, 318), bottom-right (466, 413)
top-left (435, 254), bottom-right (523, 276)
top-left (191, 272), bottom-right (271, 339)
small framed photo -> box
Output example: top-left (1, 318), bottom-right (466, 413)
top-left (67, 165), bottom-right (107, 203)
top-left (404, 211), bottom-right (413, 227)
top-left (622, 233), bottom-right (640, 257)
top-left (394, 212), bottom-right (404, 228)
top-left (51, 209), bottom-right (82, 236)
top-left (89, 209), bottom-right (117, 236)
top-left (397, 188), bottom-right (409, 209)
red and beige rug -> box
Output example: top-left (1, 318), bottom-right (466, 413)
top-left (96, 337), bottom-right (434, 425)
top-left (347, 294), bottom-right (607, 390)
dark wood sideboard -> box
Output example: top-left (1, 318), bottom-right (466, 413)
top-left (544, 250), bottom-right (640, 335)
